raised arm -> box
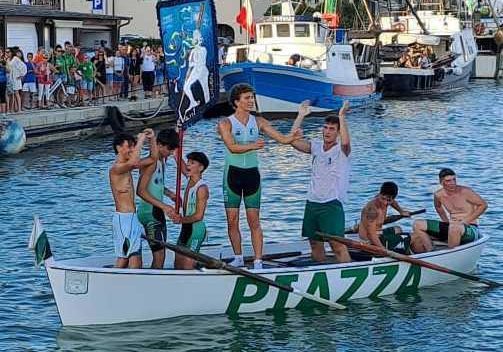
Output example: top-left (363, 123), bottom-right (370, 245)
top-left (290, 101), bottom-right (312, 154)
top-left (218, 118), bottom-right (264, 154)
top-left (338, 101), bottom-right (351, 157)
top-left (138, 129), bottom-right (158, 168)
top-left (463, 188), bottom-right (488, 224)
top-left (258, 116), bottom-right (302, 145)
top-left (434, 192), bottom-right (450, 223)
top-left (111, 133), bottom-right (146, 175)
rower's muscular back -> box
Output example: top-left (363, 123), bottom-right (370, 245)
top-left (435, 186), bottom-right (481, 224)
top-left (110, 163), bottom-right (136, 213)
top-left (359, 199), bottom-right (386, 240)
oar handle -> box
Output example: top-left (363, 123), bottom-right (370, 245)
top-left (345, 208), bottom-right (426, 234)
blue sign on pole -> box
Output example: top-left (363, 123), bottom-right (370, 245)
top-left (93, 0), bottom-right (103, 11)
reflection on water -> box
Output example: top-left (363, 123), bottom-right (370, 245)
top-left (1, 80), bottom-right (503, 351)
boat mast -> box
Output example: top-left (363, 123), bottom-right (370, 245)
top-left (403, 0), bottom-right (430, 34)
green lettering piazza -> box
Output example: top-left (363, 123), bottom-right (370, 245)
top-left (226, 264), bottom-right (422, 314)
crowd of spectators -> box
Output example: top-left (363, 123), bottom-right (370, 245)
top-left (0, 41), bottom-right (167, 118)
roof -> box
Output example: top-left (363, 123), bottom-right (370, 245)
top-left (0, 4), bottom-right (131, 21)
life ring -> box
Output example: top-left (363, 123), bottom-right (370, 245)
top-left (392, 22), bottom-right (406, 32)
top-left (474, 23), bottom-right (486, 36)
top-left (322, 13), bottom-right (340, 29)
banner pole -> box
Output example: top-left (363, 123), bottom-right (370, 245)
top-left (175, 128), bottom-right (184, 213)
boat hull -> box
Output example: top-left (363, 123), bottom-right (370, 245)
top-left (45, 236), bottom-right (487, 326)
top-left (381, 64), bottom-right (473, 97)
top-left (221, 63), bottom-right (381, 114)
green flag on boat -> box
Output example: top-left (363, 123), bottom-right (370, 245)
top-left (28, 215), bottom-right (53, 267)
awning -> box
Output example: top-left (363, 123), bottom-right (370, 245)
top-left (53, 20), bottom-right (83, 28)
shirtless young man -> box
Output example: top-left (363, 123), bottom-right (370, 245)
top-left (217, 83), bottom-right (302, 269)
top-left (290, 101), bottom-right (352, 263)
top-left (359, 182), bottom-right (411, 252)
top-left (411, 168), bottom-right (488, 253)
top-left (109, 130), bottom-right (152, 269)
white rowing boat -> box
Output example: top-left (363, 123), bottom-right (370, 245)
top-left (29, 217), bottom-right (487, 326)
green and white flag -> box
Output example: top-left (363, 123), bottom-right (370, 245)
top-left (28, 215), bottom-right (53, 267)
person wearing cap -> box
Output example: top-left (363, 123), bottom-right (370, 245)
top-left (217, 83), bottom-right (303, 269)
top-left (411, 168), bottom-right (488, 253)
top-left (358, 182), bottom-right (411, 252)
top-left (172, 152), bottom-right (210, 269)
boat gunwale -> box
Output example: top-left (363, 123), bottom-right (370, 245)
top-left (46, 235), bottom-right (489, 276)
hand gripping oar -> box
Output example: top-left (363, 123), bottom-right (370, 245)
top-left (345, 208), bottom-right (426, 234)
top-left (317, 232), bottom-right (502, 288)
top-left (142, 236), bottom-right (346, 309)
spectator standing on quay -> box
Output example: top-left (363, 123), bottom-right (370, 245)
top-left (22, 52), bottom-right (37, 109)
top-left (35, 54), bottom-right (53, 109)
top-left (119, 45), bottom-right (130, 100)
top-left (0, 54), bottom-right (9, 117)
top-left (141, 46), bottom-right (156, 99)
top-left (154, 46), bottom-right (165, 97)
top-left (105, 48), bottom-right (115, 97)
top-left (129, 47), bottom-right (142, 100)
top-left (77, 54), bottom-right (96, 104)
top-left (113, 49), bottom-right (124, 98)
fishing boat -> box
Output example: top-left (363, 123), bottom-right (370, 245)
top-left (470, 1), bottom-right (503, 79)
top-left (221, 0), bottom-right (381, 114)
top-left (375, 0), bottom-right (477, 96)
top-left (30, 216), bottom-right (488, 326)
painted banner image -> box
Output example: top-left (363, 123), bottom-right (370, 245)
top-left (157, 0), bottom-right (219, 128)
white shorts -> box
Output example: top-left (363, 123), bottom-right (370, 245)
top-left (13, 79), bottom-right (22, 91)
top-left (112, 212), bottom-right (144, 258)
top-left (23, 82), bottom-right (37, 93)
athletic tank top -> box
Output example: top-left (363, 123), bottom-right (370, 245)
top-left (184, 179), bottom-right (205, 216)
top-left (138, 160), bottom-right (165, 216)
top-left (224, 114), bottom-right (259, 168)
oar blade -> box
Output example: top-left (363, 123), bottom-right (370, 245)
top-left (291, 287), bottom-right (346, 310)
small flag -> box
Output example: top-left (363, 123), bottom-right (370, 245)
top-left (236, 0), bottom-right (255, 39)
top-left (28, 216), bottom-right (53, 268)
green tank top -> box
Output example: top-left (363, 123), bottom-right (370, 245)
top-left (225, 114), bottom-right (259, 169)
top-left (138, 160), bottom-right (165, 219)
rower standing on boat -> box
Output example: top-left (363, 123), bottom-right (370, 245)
top-left (109, 130), bottom-right (152, 269)
top-left (411, 168), bottom-right (488, 253)
top-left (218, 83), bottom-right (302, 269)
top-left (173, 152), bottom-right (210, 269)
top-left (137, 129), bottom-right (180, 269)
top-left (290, 100), bottom-right (352, 263)
top-left (358, 182), bottom-right (412, 252)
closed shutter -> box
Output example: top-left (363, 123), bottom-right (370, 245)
top-left (7, 23), bottom-right (38, 56)
top-left (56, 28), bottom-right (74, 47)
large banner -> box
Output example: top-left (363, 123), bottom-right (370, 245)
top-left (157, 0), bottom-right (219, 128)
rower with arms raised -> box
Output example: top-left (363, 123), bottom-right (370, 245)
top-left (290, 100), bottom-right (352, 263)
top-left (109, 130), bottom-right (153, 269)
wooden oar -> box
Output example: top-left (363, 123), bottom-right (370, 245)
top-left (345, 208), bottom-right (426, 234)
top-left (317, 232), bottom-right (502, 288)
top-left (142, 236), bottom-right (346, 309)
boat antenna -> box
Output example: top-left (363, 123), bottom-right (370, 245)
top-left (402, 0), bottom-right (430, 34)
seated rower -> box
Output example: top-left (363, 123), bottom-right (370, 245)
top-left (411, 168), bottom-right (488, 253)
top-left (359, 182), bottom-right (411, 252)
top-left (173, 152), bottom-right (210, 269)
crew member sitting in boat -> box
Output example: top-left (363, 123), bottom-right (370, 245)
top-left (109, 130), bottom-right (152, 269)
top-left (359, 182), bottom-right (412, 252)
top-left (173, 152), bottom-right (210, 269)
top-left (290, 100), bottom-right (352, 263)
top-left (287, 54), bottom-right (301, 66)
top-left (137, 128), bottom-right (180, 269)
top-left (411, 168), bottom-right (488, 253)
top-left (218, 83), bottom-right (302, 269)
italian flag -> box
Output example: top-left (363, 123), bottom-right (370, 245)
top-left (28, 216), bottom-right (53, 267)
top-left (236, 0), bottom-right (255, 39)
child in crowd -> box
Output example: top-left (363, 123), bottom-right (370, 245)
top-left (22, 52), bottom-right (37, 109)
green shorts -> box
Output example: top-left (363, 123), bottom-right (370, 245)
top-left (380, 227), bottom-right (411, 252)
top-left (223, 165), bottom-right (261, 209)
top-left (138, 206), bottom-right (167, 252)
top-left (177, 222), bottom-right (206, 253)
top-left (302, 199), bottom-right (344, 241)
top-left (426, 220), bottom-right (479, 244)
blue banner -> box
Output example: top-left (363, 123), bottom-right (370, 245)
top-left (157, 0), bottom-right (219, 128)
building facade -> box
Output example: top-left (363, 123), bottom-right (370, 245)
top-left (63, 0), bottom-right (272, 44)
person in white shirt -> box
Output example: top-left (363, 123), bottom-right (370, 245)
top-left (141, 46), bottom-right (156, 98)
top-left (290, 101), bottom-right (352, 263)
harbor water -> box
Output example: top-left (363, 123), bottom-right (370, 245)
top-left (1, 80), bottom-right (502, 351)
